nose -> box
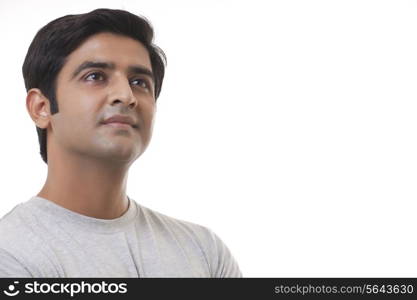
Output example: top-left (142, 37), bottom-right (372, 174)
top-left (108, 75), bottom-right (137, 109)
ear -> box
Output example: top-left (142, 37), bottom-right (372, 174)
top-left (26, 88), bottom-right (51, 129)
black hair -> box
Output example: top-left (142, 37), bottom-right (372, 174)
top-left (22, 8), bottom-right (167, 164)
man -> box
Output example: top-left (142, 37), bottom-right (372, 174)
top-left (0, 8), bottom-right (241, 278)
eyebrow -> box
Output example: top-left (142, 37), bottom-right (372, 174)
top-left (70, 60), bottom-right (155, 84)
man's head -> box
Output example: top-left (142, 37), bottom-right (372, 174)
top-left (23, 8), bottom-right (166, 165)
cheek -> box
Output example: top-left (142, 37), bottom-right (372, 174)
top-left (61, 89), bottom-right (102, 123)
top-left (140, 104), bottom-right (156, 136)
top-left (54, 97), bottom-right (101, 140)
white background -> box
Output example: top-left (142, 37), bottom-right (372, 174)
top-left (0, 0), bottom-right (416, 277)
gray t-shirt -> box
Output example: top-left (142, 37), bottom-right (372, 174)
top-left (0, 196), bottom-right (242, 278)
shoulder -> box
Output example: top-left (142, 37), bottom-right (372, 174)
top-left (137, 203), bottom-right (218, 247)
top-left (0, 248), bottom-right (32, 277)
top-left (0, 203), bottom-right (32, 247)
top-left (136, 203), bottom-right (243, 277)
top-left (0, 204), bottom-right (35, 277)
top-left (0, 202), bottom-right (56, 277)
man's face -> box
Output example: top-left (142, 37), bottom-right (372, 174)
top-left (50, 32), bottom-right (156, 165)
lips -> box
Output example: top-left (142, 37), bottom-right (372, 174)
top-left (102, 115), bottom-right (138, 128)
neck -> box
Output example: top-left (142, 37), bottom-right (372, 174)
top-left (38, 148), bottom-right (131, 220)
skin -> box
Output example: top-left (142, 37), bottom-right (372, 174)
top-left (26, 32), bottom-right (157, 219)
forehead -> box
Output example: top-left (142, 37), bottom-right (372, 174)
top-left (61, 32), bottom-right (152, 76)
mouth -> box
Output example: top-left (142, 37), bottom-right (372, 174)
top-left (102, 122), bottom-right (135, 129)
top-left (101, 114), bottom-right (138, 129)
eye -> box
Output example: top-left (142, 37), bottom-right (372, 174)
top-left (85, 72), bottom-right (105, 81)
top-left (131, 78), bottom-right (150, 90)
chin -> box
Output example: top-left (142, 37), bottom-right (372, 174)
top-left (96, 145), bottom-right (141, 164)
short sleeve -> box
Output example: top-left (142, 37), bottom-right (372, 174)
top-left (0, 249), bottom-right (33, 278)
top-left (207, 229), bottom-right (242, 278)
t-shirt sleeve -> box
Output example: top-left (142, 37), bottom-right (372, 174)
top-left (0, 249), bottom-right (33, 278)
top-left (205, 228), bottom-right (242, 278)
